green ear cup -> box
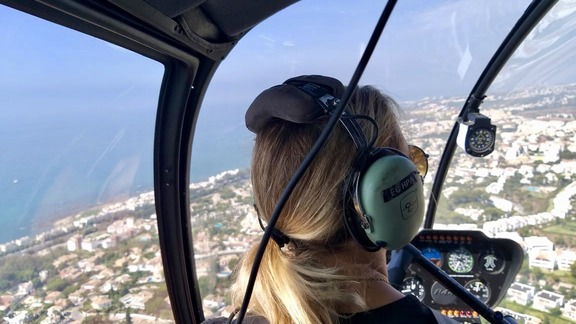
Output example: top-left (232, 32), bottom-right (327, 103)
top-left (356, 154), bottom-right (425, 250)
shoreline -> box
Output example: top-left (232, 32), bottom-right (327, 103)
top-left (0, 168), bottom-right (247, 254)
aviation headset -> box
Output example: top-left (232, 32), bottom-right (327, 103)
top-left (245, 75), bottom-right (425, 251)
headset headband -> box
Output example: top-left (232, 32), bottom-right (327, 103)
top-left (245, 75), bottom-right (369, 150)
top-left (245, 75), bottom-right (425, 252)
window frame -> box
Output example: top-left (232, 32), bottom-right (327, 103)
top-left (1, 1), bottom-right (212, 322)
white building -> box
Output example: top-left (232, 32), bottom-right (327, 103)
top-left (506, 282), bottom-right (535, 306)
top-left (81, 238), bottom-right (100, 252)
top-left (528, 249), bottom-right (556, 270)
top-left (486, 182), bottom-right (504, 194)
top-left (66, 235), bottom-right (81, 251)
top-left (524, 236), bottom-right (554, 252)
top-left (533, 290), bottom-right (564, 312)
top-left (3, 310), bottom-right (29, 324)
top-left (489, 196), bottom-right (514, 213)
top-left (119, 291), bottom-right (153, 310)
top-left (17, 281), bottom-right (33, 296)
top-left (91, 296), bottom-right (112, 310)
top-left (101, 237), bottom-right (117, 249)
top-left (15, 236), bottom-right (31, 247)
top-left (562, 299), bottom-right (576, 321)
top-left (557, 250), bottom-right (576, 271)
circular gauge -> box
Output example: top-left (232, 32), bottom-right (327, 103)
top-left (468, 128), bottom-right (495, 154)
top-left (465, 280), bottom-right (491, 304)
top-left (430, 281), bottom-right (456, 305)
top-left (422, 247), bottom-right (443, 267)
top-left (480, 251), bottom-right (504, 274)
top-left (447, 247), bottom-right (474, 273)
top-left (401, 277), bottom-right (426, 301)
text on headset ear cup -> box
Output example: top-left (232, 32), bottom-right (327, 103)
top-left (354, 151), bottom-right (425, 250)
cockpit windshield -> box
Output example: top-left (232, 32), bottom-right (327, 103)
top-left (2, 0), bottom-right (576, 323)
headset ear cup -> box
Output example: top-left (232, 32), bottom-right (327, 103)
top-left (344, 190), bottom-right (380, 252)
top-left (343, 152), bottom-right (380, 252)
top-left (355, 152), bottom-right (425, 250)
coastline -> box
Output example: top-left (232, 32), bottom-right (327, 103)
top-left (0, 168), bottom-right (248, 255)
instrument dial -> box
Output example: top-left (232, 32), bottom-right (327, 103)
top-left (480, 251), bottom-right (504, 274)
top-left (468, 128), bottom-right (495, 154)
top-left (447, 247), bottom-right (474, 273)
top-left (431, 281), bottom-right (456, 305)
top-left (465, 279), bottom-right (491, 303)
top-left (401, 277), bottom-right (426, 301)
top-left (422, 247), bottom-right (443, 267)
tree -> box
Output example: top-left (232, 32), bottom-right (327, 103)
top-left (518, 226), bottom-right (532, 238)
top-left (483, 207), bottom-right (504, 221)
top-left (46, 277), bottom-right (68, 292)
top-left (570, 262), bottom-right (576, 278)
top-left (228, 257), bottom-right (239, 271)
top-left (549, 307), bottom-right (562, 317)
top-left (198, 276), bottom-right (212, 297)
top-left (82, 315), bottom-right (113, 324)
top-left (125, 308), bottom-right (133, 324)
top-left (0, 255), bottom-right (55, 290)
top-left (532, 267), bottom-right (545, 282)
top-left (62, 284), bottom-right (78, 298)
top-left (220, 187), bottom-right (236, 200)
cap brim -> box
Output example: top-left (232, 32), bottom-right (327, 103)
top-left (245, 75), bottom-right (344, 133)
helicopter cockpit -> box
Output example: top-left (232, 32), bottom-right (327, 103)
top-left (1, 0), bottom-right (576, 323)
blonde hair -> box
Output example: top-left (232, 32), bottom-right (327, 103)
top-left (231, 85), bottom-right (405, 324)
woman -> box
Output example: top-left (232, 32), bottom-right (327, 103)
top-left (227, 75), bottom-right (439, 323)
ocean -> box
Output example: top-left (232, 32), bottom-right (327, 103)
top-left (0, 101), bottom-right (253, 245)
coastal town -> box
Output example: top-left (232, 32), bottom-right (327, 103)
top-left (3, 84), bottom-right (576, 323)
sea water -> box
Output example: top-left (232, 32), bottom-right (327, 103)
top-left (0, 103), bottom-right (252, 244)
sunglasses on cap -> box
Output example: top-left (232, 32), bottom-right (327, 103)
top-left (408, 145), bottom-right (429, 178)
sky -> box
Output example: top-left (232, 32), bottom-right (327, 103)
top-left (204, 0), bottom-right (530, 101)
top-left (0, 1), bottom-right (538, 111)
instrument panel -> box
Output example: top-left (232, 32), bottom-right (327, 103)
top-left (401, 230), bottom-right (523, 323)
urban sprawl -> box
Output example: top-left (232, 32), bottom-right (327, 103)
top-left (3, 84), bottom-right (576, 323)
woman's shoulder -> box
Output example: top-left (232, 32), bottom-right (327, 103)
top-left (202, 296), bottom-right (452, 324)
top-left (340, 295), bottom-right (439, 324)
top-left (202, 316), bottom-right (269, 324)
